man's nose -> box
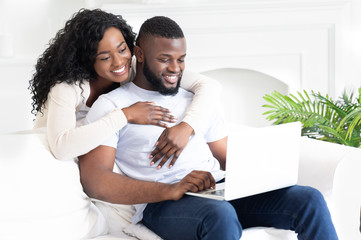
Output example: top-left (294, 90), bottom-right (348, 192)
top-left (168, 60), bottom-right (180, 73)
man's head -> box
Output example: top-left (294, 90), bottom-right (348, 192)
top-left (134, 16), bottom-right (186, 95)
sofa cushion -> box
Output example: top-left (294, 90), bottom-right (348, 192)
top-left (0, 128), bottom-right (107, 239)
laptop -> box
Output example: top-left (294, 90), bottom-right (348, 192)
top-left (186, 122), bottom-right (301, 201)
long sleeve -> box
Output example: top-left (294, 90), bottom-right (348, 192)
top-left (180, 71), bottom-right (222, 133)
top-left (45, 83), bottom-right (128, 160)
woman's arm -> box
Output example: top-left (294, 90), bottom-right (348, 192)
top-left (180, 71), bottom-right (222, 134)
top-left (46, 83), bottom-right (174, 160)
top-left (46, 83), bottom-right (128, 160)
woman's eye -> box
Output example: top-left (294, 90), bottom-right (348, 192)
top-left (119, 48), bottom-right (127, 53)
top-left (100, 56), bottom-right (110, 61)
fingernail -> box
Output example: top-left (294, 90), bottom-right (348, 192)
top-left (169, 165), bottom-right (173, 169)
top-left (157, 165), bottom-right (162, 170)
top-left (149, 155), bottom-right (153, 159)
top-left (150, 162), bottom-right (154, 166)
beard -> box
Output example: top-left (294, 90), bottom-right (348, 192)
top-left (143, 59), bottom-right (181, 96)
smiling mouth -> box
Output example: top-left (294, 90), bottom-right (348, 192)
top-left (164, 75), bottom-right (178, 84)
top-left (111, 65), bottom-right (126, 74)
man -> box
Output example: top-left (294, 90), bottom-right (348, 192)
top-left (79, 16), bottom-right (338, 239)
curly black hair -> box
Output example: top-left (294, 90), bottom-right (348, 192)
top-left (29, 8), bottom-right (136, 114)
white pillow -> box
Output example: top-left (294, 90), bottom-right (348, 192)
top-left (92, 195), bottom-right (163, 239)
top-left (0, 128), bottom-right (107, 239)
top-left (123, 223), bottom-right (163, 240)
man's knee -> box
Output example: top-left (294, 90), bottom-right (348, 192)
top-left (293, 186), bottom-right (331, 220)
top-left (201, 201), bottom-right (242, 239)
top-left (206, 201), bottom-right (238, 220)
top-left (301, 187), bottom-right (327, 209)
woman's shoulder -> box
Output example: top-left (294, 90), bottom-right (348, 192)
top-left (51, 81), bottom-right (90, 94)
top-left (50, 81), bottom-right (90, 102)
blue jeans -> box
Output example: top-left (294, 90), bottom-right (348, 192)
top-left (142, 185), bottom-right (338, 240)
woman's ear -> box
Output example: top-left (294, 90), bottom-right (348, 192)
top-left (134, 45), bottom-right (144, 63)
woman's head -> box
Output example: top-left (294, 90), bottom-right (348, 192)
top-left (29, 8), bottom-right (136, 114)
top-left (93, 26), bottom-right (132, 86)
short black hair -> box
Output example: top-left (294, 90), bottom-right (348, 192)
top-left (136, 16), bottom-right (184, 45)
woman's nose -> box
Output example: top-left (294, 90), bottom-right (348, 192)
top-left (112, 53), bottom-right (124, 66)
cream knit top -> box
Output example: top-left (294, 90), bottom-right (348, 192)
top-left (34, 69), bottom-right (221, 160)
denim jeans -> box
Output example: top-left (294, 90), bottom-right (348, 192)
top-left (142, 185), bottom-right (338, 240)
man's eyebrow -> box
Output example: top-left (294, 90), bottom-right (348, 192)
top-left (96, 42), bottom-right (126, 56)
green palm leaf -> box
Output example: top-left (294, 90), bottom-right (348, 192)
top-left (263, 89), bottom-right (361, 148)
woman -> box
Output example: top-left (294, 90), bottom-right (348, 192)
top-left (29, 8), bottom-right (221, 162)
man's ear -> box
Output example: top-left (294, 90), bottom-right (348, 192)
top-left (134, 46), bottom-right (144, 63)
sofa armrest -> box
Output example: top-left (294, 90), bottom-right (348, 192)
top-left (297, 137), bottom-right (357, 198)
top-left (298, 137), bottom-right (361, 239)
top-left (332, 151), bottom-right (361, 240)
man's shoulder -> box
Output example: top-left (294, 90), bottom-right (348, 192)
top-left (85, 84), bottom-right (132, 123)
top-left (178, 87), bottom-right (194, 99)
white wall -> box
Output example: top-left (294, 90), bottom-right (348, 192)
top-left (99, 0), bottom-right (361, 96)
top-left (0, 0), bottom-right (86, 133)
top-left (0, 0), bottom-right (361, 133)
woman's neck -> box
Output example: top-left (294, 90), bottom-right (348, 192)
top-left (87, 79), bottom-right (119, 107)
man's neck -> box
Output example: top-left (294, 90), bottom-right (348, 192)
top-left (132, 65), bottom-right (156, 91)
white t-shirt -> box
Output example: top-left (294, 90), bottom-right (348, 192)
top-left (86, 82), bottom-right (227, 222)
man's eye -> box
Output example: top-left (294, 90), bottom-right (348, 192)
top-left (178, 59), bottom-right (185, 63)
top-left (159, 59), bottom-right (169, 63)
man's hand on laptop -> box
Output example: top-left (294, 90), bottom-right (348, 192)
top-left (169, 170), bottom-right (216, 200)
top-left (149, 122), bottom-right (194, 169)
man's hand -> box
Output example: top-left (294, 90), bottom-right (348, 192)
top-left (149, 122), bottom-right (194, 169)
top-left (168, 170), bottom-right (216, 201)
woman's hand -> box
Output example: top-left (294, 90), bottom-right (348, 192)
top-left (122, 101), bottom-right (176, 127)
top-left (149, 122), bottom-right (194, 169)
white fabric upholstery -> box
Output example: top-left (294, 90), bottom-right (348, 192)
top-left (299, 137), bottom-right (361, 240)
top-left (202, 68), bottom-right (288, 127)
top-left (333, 153), bottom-right (361, 240)
top-left (0, 128), bottom-right (108, 240)
top-left (1, 68), bottom-right (360, 239)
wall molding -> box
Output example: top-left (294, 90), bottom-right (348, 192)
top-left (96, 0), bottom-right (351, 14)
top-left (96, 0), bottom-right (353, 97)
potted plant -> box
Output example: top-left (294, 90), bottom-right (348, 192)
top-left (262, 88), bottom-right (361, 147)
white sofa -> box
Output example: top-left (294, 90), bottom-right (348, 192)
top-left (1, 68), bottom-right (360, 240)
